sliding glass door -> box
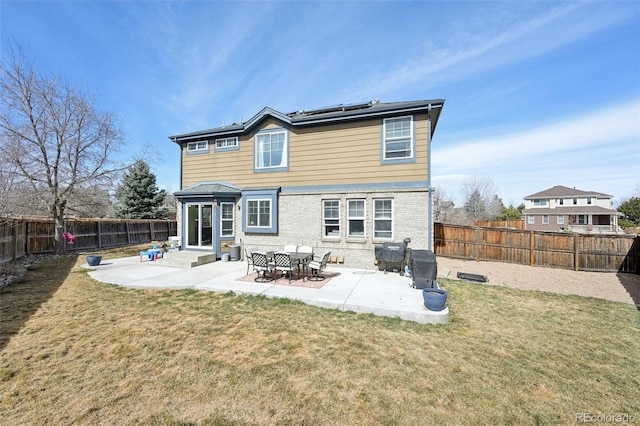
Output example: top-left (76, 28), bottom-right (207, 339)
top-left (186, 203), bottom-right (213, 248)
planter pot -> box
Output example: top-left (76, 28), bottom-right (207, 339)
top-left (86, 255), bottom-right (102, 267)
top-left (423, 288), bottom-right (448, 311)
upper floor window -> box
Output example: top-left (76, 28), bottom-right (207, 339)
top-left (533, 199), bottom-right (548, 206)
top-left (587, 197), bottom-right (592, 205)
top-left (347, 199), bottom-right (366, 238)
top-left (382, 116), bottom-right (414, 161)
top-left (186, 141), bottom-right (208, 152)
top-left (220, 203), bottom-right (234, 237)
top-left (323, 200), bottom-right (340, 238)
top-left (573, 198), bottom-right (578, 205)
top-left (255, 129), bottom-right (288, 171)
top-left (558, 198), bottom-right (564, 206)
top-left (215, 137), bottom-right (239, 151)
top-left (373, 199), bottom-right (393, 239)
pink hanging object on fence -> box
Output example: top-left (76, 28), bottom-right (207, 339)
top-left (63, 232), bottom-right (75, 244)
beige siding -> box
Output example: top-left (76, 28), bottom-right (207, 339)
top-left (181, 114), bottom-right (430, 189)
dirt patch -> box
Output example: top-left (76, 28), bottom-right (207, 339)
top-left (436, 256), bottom-right (640, 306)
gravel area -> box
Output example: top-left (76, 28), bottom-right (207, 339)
top-left (0, 254), bottom-right (72, 289)
top-left (437, 256), bottom-right (640, 306)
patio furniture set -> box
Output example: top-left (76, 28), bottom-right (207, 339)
top-left (245, 245), bottom-right (331, 283)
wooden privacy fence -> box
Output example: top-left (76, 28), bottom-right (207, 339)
top-left (434, 223), bottom-right (639, 274)
top-left (0, 219), bottom-right (178, 264)
top-left (474, 220), bottom-right (525, 230)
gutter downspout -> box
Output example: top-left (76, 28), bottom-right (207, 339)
top-left (427, 106), bottom-right (433, 251)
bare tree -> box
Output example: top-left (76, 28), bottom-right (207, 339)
top-left (461, 176), bottom-right (499, 221)
top-left (0, 44), bottom-right (125, 253)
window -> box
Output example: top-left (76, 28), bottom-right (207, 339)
top-left (528, 215), bottom-right (534, 224)
top-left (557, 215), bottom-right (564, 225)
top-left (215, 137), bottom-right (238, 150)
top-left (255, 130), bottom-right (287, 170)
top-left (573, 198), bottom-right (578, 205)
top-left (558, 198), bottom-right (564, 206)
top-left (374, 199), bottom-right (393, 239)
top-left (186, 141), bottom-right (208, 152)
top-left (347, 199), bottom-right (365, 238)
top-left (587, 197), bottom-right (592, 205)
top-left (247, 199), bottom-right (271, 228)
top-left (242, 189), bottom-right (279, 234)
top-left (323, 200), bottom-right (340, 238)
top-left (220, 203), bottom-right (234, 237)
top-left (383, 116), bottom-right (413, 160)
top-left (577, 215), bottom-right (588, 225)
top-left (543, 215), bottom-right (549, 225)
top-left (533, 199), bottom-right (548, 206)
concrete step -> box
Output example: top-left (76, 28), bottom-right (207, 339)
top-left (159, 251), bottom-right (217, 268)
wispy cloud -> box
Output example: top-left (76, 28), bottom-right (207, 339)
top-left (343, 2), bottom-right (636, 100)
top-left (433, 100), bottom-right (640, 203)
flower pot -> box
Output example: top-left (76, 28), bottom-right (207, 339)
top-left (86, 255), bottom-right (102, 267)
top-left (423, 288), bottom-right (447, 311)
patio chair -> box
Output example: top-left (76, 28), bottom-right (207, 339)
top-left (273, 251), bottom-right (296, 283)
top-left (245, 246), bottom-right (258, 275)
top-left (251, 251), bottom-right (273, 282)
top-left (283, 244), bottom-right (297, 253)
top-left (308, 251), bottom-right (331, 281)
top-left (297, 245), bottom-right (314, 255)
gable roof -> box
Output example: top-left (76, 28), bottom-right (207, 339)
top-left (173, 181), bottom-right (243, 198)
top-left (524, 185), bottom-right (612, 200)
top-left (169, 99), bottom-right (445, 143)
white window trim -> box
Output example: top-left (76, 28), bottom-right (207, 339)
top-left (383, 116), bottom-right (413, 160)
top-left (542, 215), bottom-right (549, 225)
top-left (322, 199), bottom-right (341, 238)
top-left (347, 199), bottom-right (366, 238)
top-left (255, 130), bottom-right (288, 170)
top-left (215, 137), bottom-right (238, 149)
top-left (373, 198), bottom-right (393, 239)
top-left (220, 202), bottom-right (235, 237)
top-left (557, 215), bottom-right (564, 225)
top-left (528, 215), bottom-right (534, 224)
top-left (186, 141), bottom-right (209, 152)
top-left (246, 199), bottom-right (271, 228)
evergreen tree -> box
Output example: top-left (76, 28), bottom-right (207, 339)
top-left (618, 197), bottom-right (640, 228)
top-left (114, 160), bottom-right (167, 219)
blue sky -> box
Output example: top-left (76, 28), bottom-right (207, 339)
top-left (2, 1), bottom-right (639, 207)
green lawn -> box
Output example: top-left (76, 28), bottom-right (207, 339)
top-left (1, 246), bottom-right (639, 425)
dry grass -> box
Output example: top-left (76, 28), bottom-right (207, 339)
top-left (1, 245), bottom-right (639, 425)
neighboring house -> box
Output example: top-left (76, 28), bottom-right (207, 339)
top-left (522, 185), bottom-right (621, 233)
top-left (169, 99), bottom-right (445, 268)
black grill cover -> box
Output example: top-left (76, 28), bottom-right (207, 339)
top-left (378, 242), bottom-right (407, 263)
top-left (409, 250), bottom-right (437, 289)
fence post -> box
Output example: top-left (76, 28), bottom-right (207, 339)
top-left (97, 221), bottom-right (102, 249)
top-left (126, 222), bottom-right (131, 244)
top-left (529, 231), bottom-right (535, 267)
top-left (574, 234), bottom-right (579, 271)
top-left (150, 221), bottom-right (155, 241)
top-left (475, 227), bottom-right (480, 261)
top-left (11, 223), bottom-right (17, 261)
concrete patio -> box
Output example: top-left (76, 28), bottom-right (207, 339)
top-left (85, 254), bottom-right (449, 324)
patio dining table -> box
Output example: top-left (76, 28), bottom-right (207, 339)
top-left (267, 251), bottom-right (314, 280)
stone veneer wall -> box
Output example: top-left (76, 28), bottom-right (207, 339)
top-left (240, 189), bottom-right (430, 269)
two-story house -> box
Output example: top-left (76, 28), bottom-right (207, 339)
top-left (522, 185), bottom-right (621, 233)
top-left (169, 99), bottom-right (445, 268)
